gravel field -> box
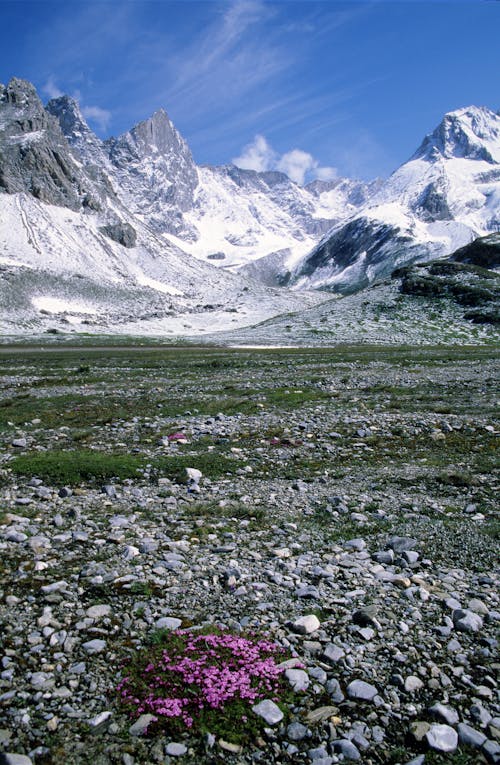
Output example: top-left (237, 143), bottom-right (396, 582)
top-left (0, 346), bottom-right (498, 765)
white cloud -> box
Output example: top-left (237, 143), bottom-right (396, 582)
top-left (232, 134), bottom-right (276, 172)
top-left (315, 165), bottom-right (338, 181)
top-left (81, 105), bottom-right (111, 131)
top-left (277, 148), bottom-right (317, 185)
top-left (43, 76), bottom-right (63, 100)
top-left (233, 135), bottom-right (336, 185)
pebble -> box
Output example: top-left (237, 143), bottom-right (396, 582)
top-left (425, 723), bottom-right (458, 753)
top-left (457, 722), bottom-right (487, 748)
top-left (252, 699), bottom-right (284, 725)
top-left (129, 714), bottom-right (157, 736)
top-left (291, 614), bottom-right (321, 634)
top-left (165, 742), bottom-right (188, 756)
top-left (82, 639), bottom-right (106, 654)
top-left (346, 680), bottom-right (378, 702)
top-left (285, 668), bottom-right (310, 691)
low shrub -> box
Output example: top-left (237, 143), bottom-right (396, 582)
top-left (117, 628), bottom-right (295, 743)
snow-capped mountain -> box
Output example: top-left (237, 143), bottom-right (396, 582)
top-left (288, 106), bottom-right (500, 292)
top-left (1, 77), bottom-right (499, 339)
top-left (45, 93), bottom-right (374, 272)
top-left (0, 78), bottom-right (326, 336)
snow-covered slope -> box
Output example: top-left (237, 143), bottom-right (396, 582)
top-left (46, 96), bottom-right (374, 273)
top-left (0, 79), bottom-right (327, 336)
top-left (289, 106), bottom-right (500, 293)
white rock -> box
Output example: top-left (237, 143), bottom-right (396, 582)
top-left (426, 723), bottom-right (458, 753)
top-left (285, 668), bottom-right (310, 692)
top-left (252, 699), bottom-right (283, 725)
top-left (88, 711), bottom-right (112, 728)
top-left (405, 675), bottom-right (424, 692)
top-left (129, 713), bottom-right (156, 736)
top-left (123, 545), bottom-right (140, 560)
top-left (291, 614), bottom-right (320, 634)
top-left (86, 604), bottom-right (112, 619)
top-left (165, 742), bottom-right (187, 756)
top-left (155, 617), bottom-right (182, 631)
top-left (186, 467), bottom-right (202, 484)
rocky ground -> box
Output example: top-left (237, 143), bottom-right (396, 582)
top-left (0, 345), bottom-right (498, 765)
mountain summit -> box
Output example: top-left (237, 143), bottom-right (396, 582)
top-left (413, 106), bottom-right (500, 164)
top-left (288, 105), bottom-right (500, 292)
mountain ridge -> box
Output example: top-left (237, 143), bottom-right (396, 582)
top-left (1, 77), bottom-right (499, 339)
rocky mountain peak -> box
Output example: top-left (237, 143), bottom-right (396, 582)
top-left (413, 105), bottom-right (500, 164)
top-left (46, 95), bottom-right (90, 141)
top-left (0, 78), bottom-right (92, 209)
top-left (1, 77), bottom-right (41, 109)
top-left (45, 94), bottom-right (106, 168)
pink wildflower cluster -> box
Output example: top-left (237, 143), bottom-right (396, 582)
top-left (117, 630), bottom-right (289, 730)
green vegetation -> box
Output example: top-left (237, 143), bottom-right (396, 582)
top-left (9, 450), bottom-right (239, 486)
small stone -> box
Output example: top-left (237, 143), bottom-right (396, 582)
top-left (347, 680), bottom-right (378, 701)
top-left (88, 711), bottom-right (112, 729)
top-left (482, 740), bottom-right (500, 762)
top-left (291, 614), bottom-right (320, 634)
top-left (322, 643), bottom-right (345, 664)
top-left (186, 468), bottom-right (202, 484)
top-left (155, 617), bottom-right (182, 631)
top-left (252, 699), bottom-right (283, 725)
top-left (426, 723), bottom-right (458, 753)
top-left (0, 756), bottom-right (33, 765)
top-left (326, 677), bottom-right (344, 702)
top-left (305, 706), bottom-right (339, 724)
top-left (387, 536), bottom-right (417, 552)
top-left (405, 675), bottom-right (424, 692)
top-left (410, 721), bottom-right (431, 743)
top-left (331, 739), bottom-right (361, 760)
top-left (287, 722), bottom-right (309, 741)
top-left (218, 740), bottom-right (242, 753)
top-left (457, 723), bottom-right (487, 748)
top-left (429, 703), bottom-right (459, 725)
top-left (86, 605), bottom-right (111, 620)
top-left (82, 639), bottom-right (106, 654)
top-left (11, 438), bottom-right (27, 448)
top-left (129, 714), bottom-right (156, 736)
top-left (165, 742), bottom-right (187, 756)
top-left (285, 668), bottom-right (310, 692)
top-left (453, 609), bottom-right (483, 633)
top-left (123, 545), bottom-right (140, 560)
top-left (391, 576), bottom-right (411, 589)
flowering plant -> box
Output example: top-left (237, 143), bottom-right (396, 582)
top-left (117, 628), bottom-right (294, 741)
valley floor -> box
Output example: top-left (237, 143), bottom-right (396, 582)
top-left (0, 346), bottom-right (499, 764)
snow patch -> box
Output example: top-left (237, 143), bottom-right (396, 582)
top-left (32, 296), bottom-right (99, 315)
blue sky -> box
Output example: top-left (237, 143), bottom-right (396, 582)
top-left (1, 0), bottom-right (499, 182)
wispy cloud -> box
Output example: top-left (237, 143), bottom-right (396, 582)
top-left (81, 104), bottom-right (111, 131)
top-left (233, 134), bottom-right (336, 185)
top-left (42, 76), bottom-right (63, 100)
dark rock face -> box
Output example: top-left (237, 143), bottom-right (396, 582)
top-left (418, 180), bottom-right (452, 221)
top-left (99, 221), bottom-right (137, 248)
top-left (450, 233), bottom-right (500, 269)
top-left (395, 259), bottom-right (500, 324)
top-left (289, 218), bottom-right (419, 293)
top-left (0, 78), bottom-right (87, 210)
